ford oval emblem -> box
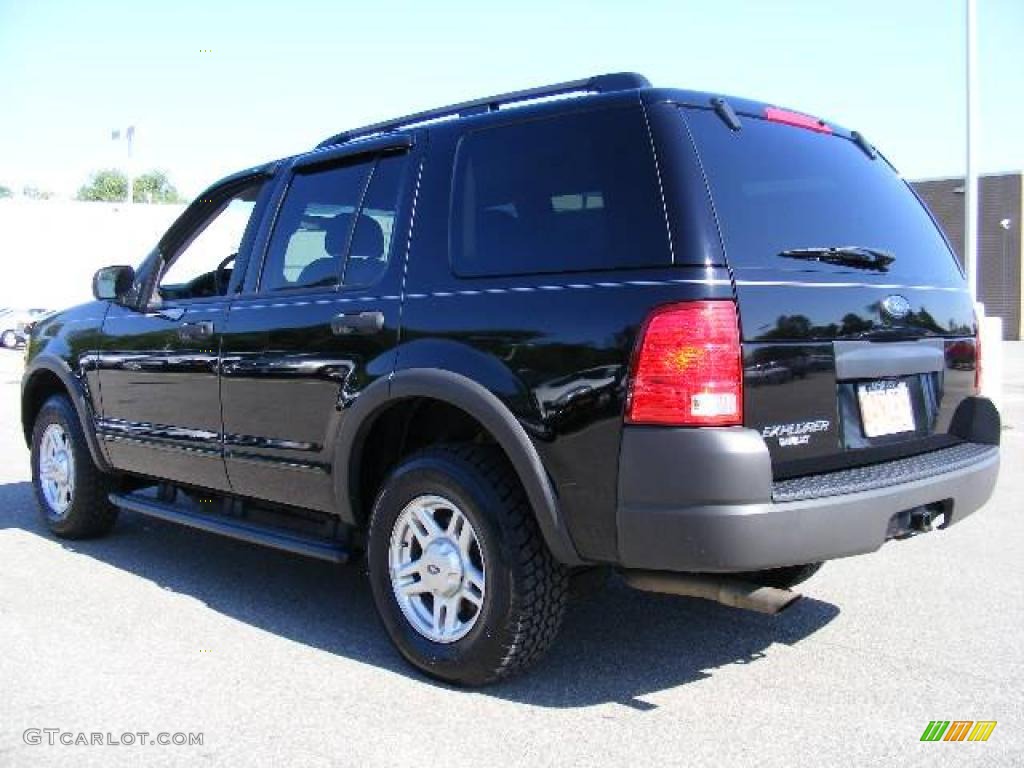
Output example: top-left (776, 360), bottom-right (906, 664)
top-left (881, 294), bottom-right (911, 320)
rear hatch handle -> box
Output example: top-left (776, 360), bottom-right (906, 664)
top-left (834, 339), bottom-right (945, 380)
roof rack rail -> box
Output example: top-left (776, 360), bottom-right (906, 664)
top-left (316, 72), bottom-right (650, 149)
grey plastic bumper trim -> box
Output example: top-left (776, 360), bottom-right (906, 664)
top-left (617, 427), bottom-right (999, 573)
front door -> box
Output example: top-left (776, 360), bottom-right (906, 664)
top-left (219, 142), bottom-right (416, 511)
top-left (96, 175), bottom-right (270, 490)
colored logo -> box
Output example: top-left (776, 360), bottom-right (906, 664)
top-left (881, 294), bottom-right (912, 320)
top-left (920, 721), bottom-right (997, 742)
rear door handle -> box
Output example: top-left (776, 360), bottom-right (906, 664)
top-left (331, 311), bottom-right (384, 336)
top-left (178, 321), bottom-right (215, 340)
top-left (146, 307), bottom-right (186, 322)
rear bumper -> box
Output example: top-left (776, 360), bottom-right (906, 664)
top-left (616, 426), bottom-right (999, 573)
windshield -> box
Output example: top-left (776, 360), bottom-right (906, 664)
top-left (683, 107), bottom-right (964, 286)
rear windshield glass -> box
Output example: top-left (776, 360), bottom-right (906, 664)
top-left (683, 108), bottom-right (963, 284)
top-left (451, 106), bottom-right (671, 277)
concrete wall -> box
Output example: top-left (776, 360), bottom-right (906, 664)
top-left (0, 200), bottom-right (186, 312)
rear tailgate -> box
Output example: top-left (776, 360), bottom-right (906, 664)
top-left (680, 105), bottom-right (979, 477)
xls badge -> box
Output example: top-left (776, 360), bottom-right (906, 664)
top-left (761, 420), bottom-right (831, 447)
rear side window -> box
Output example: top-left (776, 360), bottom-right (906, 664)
top-left (260, 153), bottom-right (408, 291)
top-left (342, 153), bottom-right (407, 286)
top-left (261, 161), bottom-right (373, 292)
top-left (683, 108), bottom-right (963, 284)
top-left (451, 106), bottom-right (671, 277)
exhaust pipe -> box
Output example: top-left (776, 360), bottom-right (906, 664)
top-left (622, 570), bottom-right (801, 615)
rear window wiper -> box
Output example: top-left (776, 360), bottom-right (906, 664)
top-left (778, 246), bottom-right (895, 272)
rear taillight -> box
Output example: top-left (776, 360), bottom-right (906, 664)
top-left (626, 301), bottom-right (743, 426)
top-left (975, 319), bottom-right (983, 394)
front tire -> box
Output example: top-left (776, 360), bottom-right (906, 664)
top-left (31, 395), bottom-right (118, 539)
top-left (367, 444), bottom-right (568, 686)
top-left (1, 330), bottom-right (17, 349)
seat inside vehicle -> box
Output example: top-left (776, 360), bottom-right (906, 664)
top-left (343, 213), bottom-right (386, 285)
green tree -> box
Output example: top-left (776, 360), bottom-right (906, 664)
top-left (76, 168), bottom-right (185, 203)
top-left (133, 170), bottom-right (185, 203)
top-left (0, 185), bottom-right (12, 199)
top-left (76, 169), bottom-right (128, 202)
top-left (22, 185), bottom-right (53, 200)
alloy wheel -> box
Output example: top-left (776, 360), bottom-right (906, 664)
top-left (388, 494), bottom-right (486, 643)
top-left (38, 423), bottom-right (75, 516)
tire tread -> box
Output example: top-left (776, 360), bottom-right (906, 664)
top-left (431, 443), bottom-right (567, 682)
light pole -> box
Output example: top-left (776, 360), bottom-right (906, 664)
top-left (999, 217), bottom-right (1011, 293)
top-left (111, 125), bottom-right (135, 204)
top-left (125, 125), bottom-right (135, 205)
top-left (965, 0), bottom-right (979, 301)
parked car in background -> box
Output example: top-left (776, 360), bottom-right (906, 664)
top-left (1, 308), bottom-right (50, 349)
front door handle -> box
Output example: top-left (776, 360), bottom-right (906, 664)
top-left (331, 311), bottom-right (384, 336)
top-left (178, 321), bottom-right (215, 340)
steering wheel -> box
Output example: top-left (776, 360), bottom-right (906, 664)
top-left (214, 253), bottom-right (237, 296)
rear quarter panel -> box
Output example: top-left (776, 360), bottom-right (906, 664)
top-left (399, 126), bottom-right (730, 561)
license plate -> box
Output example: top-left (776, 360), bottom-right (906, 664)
top-left (857, 380), bottom-right (915, 437)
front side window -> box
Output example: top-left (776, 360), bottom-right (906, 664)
top-left (158, 181), bottom-right (264, 301)
top-left (451, 106), bottom-right (671, 277)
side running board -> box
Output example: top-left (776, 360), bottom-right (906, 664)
top-left (108, 492), bottom-right (349, 563)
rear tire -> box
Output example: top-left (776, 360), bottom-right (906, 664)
top-left (31, 395), bottom-right (118, 539)
top-left (366, 444), bottom-right (568, 686)
top-left (738, 562), bottom-right (823, 589)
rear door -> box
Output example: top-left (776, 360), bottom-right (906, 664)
top-left (679, 106), bottom-right (978, 476)
top-left (218, 137), bottom-right (418, 511)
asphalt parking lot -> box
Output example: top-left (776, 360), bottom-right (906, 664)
top-left (1, 346), bottom-right (1021, 767)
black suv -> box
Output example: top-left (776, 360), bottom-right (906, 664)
top-left (22, 73), bottom-right (1000, 685)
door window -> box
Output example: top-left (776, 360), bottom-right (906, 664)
top-left (261, 153), bottom-right (409, 292)
top-left (158, 181), bottom-right (265, 301)
top-left (260, 161), bottom-right (373, 292)
top-left (342, 154), bottom-right (408, 286)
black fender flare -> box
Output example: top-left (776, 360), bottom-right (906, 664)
top-left (332, 368), bottom-right (583, 566)
top-left (22, 357), bottom-right (113, 473)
